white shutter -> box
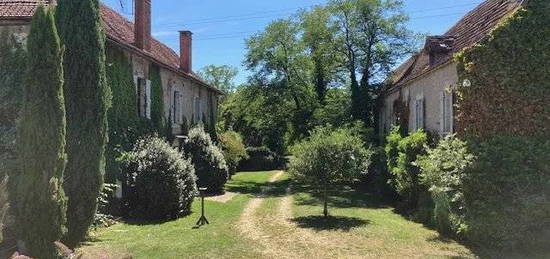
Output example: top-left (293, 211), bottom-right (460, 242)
top-left (440, 91), bottom-right (445, 133)
top-left (448, 91), bottom-right (454, 133)
top-left (133, 75), bottom-right (139, 93)
top-left (146, 80), bottom-right (152, 119)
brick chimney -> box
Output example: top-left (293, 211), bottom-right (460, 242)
top-left (179, 31), bottom-right (193, 73)
top-left (135, 0), bottom-right (151, 51)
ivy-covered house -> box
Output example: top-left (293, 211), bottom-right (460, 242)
top-left (378, 0), bottom-right (523, 135)
top-left (0, 0), bottom-right (223, 140)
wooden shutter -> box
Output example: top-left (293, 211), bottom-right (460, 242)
top-left (146, 80), bottom-right (151, 119)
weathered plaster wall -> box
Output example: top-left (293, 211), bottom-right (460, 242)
top-left (380, 62), bottom-right (458, 135)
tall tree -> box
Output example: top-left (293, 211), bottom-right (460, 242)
top-left (198, 65), bottom-right (239, 94)
top-left (329, 0), bottom-right (413, 126)
top-left (12, 6), bottom-right (67, 258)
top-left (301, 6), bottom-right (342, 102)
top-left (245, 19), bottom-right (317, 144)
top-left (56, 0), bottom-right (111, 248)
top-left (0, 30), bottom-right (26, 178)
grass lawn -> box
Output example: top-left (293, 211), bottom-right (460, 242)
top-left (81, 171), bottom-right (476, 258)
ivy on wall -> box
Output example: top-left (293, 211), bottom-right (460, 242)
top-left (455, 0), bottom-right (550, 138)
top-left (455, 1), bottom-right (550, 249)
top-left (105, 47), bottom-right (141, 183)
top-left (149, 64), bottom-right (165, 133)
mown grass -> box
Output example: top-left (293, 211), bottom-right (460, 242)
top-left (82, 171), bottom-right (479, 258)
top-left (80, 171), bottom-right (281, 259)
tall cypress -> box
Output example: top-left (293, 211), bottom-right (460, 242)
top-left (13, 5), bottom-right (67, 258)
top-left (56, 0), bottom-right (111, 248)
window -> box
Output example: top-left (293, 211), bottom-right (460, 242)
top-left (415, 96), bottom-right (424, 130)
top-left (173, 90), bottom-right (183, 124)
top-left (136, 78), bottom-right (151, 119)
top-left (440, 89), bottom-right (453, 133)
top-left (194, 96), bottom-right (201, 122)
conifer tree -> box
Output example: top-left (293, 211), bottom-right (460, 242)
top-left (56, 0), bottom-right (111, 248)
top-left (13, 5), bottom-right (67, 258)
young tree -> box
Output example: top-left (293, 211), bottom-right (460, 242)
top-left (289, 127), bottom-right (372, 217)
top-left (12, 6), bottom-right (67, 257)
top-left (56, 0), bottom-right (111, 248)
top-left (329, 0), bottom-right (414, 126)
top-left (198, 65), bottom-right (239, 94)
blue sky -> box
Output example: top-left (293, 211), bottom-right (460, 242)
top-left (101, 0), bottom-right (482, 84)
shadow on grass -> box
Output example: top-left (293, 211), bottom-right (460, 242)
top-left (225, 179), bottom-right (290, 197)
top-left (293, 186), bottom-right (390, 209)
top-left (291, 215), bottom-right (370, 232)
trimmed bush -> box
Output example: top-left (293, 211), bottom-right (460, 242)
top-left (238, 146), bottom-right (286, 171)
top-left (13, 6), bottom-right (67, 257)
top-left (289, 126), bottom-right (373, 216)
top-left (121, 137), bottom-right (197, 220)
top-left (183, 125), bottom-right (229, 194)
top-left (219, 131), bottom-right (248, 175)
top-left (57, 0), bottom-right (111, 247)
top-left (385, 128), bottom-right (428, 208)
top-left (462, 136), bottom-right (550, 249)
top-left (416, 135), bottom-right (474, 236)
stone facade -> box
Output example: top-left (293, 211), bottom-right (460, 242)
top-left (379, 63), bottom-right (457, 135)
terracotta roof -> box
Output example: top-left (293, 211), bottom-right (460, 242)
top-left (0, 0), bottom-right (222, 94)
top-left (389, 0), bottom-right (524, 89)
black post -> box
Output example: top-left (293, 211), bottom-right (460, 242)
top-left (195, 187), bottom-right (210, 227)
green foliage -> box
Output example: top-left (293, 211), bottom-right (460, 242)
top-left (183, 125), bottom-right (229, 194)
top-left (198, 65), bottom-right (239, 93)
top-left (56, 0), bottom-right (111, 248)
top-left (310, 88), bottom-right (353, 128)
top-left (105, 48), bottom-right (141, 184)
top-left (0, 176), bottom-right (9, 244)
top-left (149, 65), bottom-right (166, 134)
top-left (385, 128), bottom-right (427, 208)
top-left (219, 84), bottom-right (290, 154)
top-left (121, 137), bottom-right (197, 220)
top-left (0, 30), bottom-right (26, 180)
top-left (289, 126), bottom-right (373, 216)
top-left (328, 0), bottom-right (415, 126)
top-left (462, 136), bottom-right (550, 249)
top-left (239, 146), bottom-right (286, 172)
top-left (92, 183), bottom-right (117, 229)
top-left (416, 135), bottom-right (474, 236)
top-left (219, 131), bottom-right (248, 175)
top-left (13, 6), bottom-right (67, 258)
top-left (454, 2), bottom-right (550, 250)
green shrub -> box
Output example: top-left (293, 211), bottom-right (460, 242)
top-left (462, 136), bottom-right (550, 249)
top-left (289, 126), bottom-right (373, 217)
top-left (183, 125), bottom-right (229, 194)
top-left (238, 146), bottom-right (286, 171)
top-left (57, 0), bottom-right (111, 247)
top-left (121, 137), bottom-right (197, 220)
top-left (416, 135), bottom-right (474, 236)
top-left (0, 176), bottom-right (8, 244)
top-left (386, 129), bottom-right (428, 208)
top-left (13, 6), bottom-right (67, 257)
top-left (219, 131), bottom-right (248, 175)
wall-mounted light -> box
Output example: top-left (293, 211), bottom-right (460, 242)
top-left (462, 79), bottom-right (471, 88)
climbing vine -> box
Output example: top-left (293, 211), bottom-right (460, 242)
top-left (454, 1), bottom-right (550, 249)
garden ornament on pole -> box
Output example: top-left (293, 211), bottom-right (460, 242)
top-left (196, 187), bottom-right (209, 227)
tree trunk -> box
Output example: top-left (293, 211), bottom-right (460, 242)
top-left (323, 182), bottom-right (328, 217)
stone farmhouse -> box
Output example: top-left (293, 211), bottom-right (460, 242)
top-left (379, 0), bottom-right (523, 135)
top-left (0, 0), bottom-right (223, 142)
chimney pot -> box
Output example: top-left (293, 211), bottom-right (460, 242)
top-left (180, 31), bottom-right (193, 73)
top-left (135, 0), bottom-right (151, 51)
